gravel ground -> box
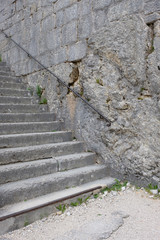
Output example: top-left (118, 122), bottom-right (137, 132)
top-left (1, 186), bottom-right (160, 240)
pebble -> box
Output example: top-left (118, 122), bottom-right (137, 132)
top-left (56, 211), bottom-right (62, 215)
top-left (127, 182), bottom-right (131, 187)
top-left (121, 186), bottom-right (126, 191)
top-left (150, 189), bottom-right (158, 195)
top-left (149, 195), bottom-right (154, 198)
top-left (111, 191), bottom-right (118, 196)
top-left (103, 191), bottom-right (108, 196)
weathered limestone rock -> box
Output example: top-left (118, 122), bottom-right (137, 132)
top-left (69, 15), bottom-right (160, 186)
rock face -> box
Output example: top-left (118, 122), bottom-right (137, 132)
top-left (50, 15), bottom-right (160, 187)
top-left (72, 15), bottom-right (160, 186)
top-left (0, 0), bottom-right (160, 187)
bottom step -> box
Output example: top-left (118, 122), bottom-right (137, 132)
top-left (0, 177), bottom-right (115, 235)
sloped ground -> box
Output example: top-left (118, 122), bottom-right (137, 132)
top-left (2, 186), bottom-right (160, 240)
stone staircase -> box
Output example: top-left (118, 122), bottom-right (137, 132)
top-left (0, 62), bottom-right (115, 234)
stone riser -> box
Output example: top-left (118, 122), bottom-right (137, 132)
top-left (0, 112), bottom-right (56, 123)
top-left (0, 76), bottom-right (21, 83)
top-left (0, 71), bottom-right (14, 76)
top-left (0, 141), bottom-right (84, 165)
top-left (0, 104), bottom-right (48, 113)
top-left (0, 121), bottom-right (62, 135)
top-left (0, 66), bottom-right (10, 72)
top-left (0, 96), bottom-right (34, 104)
top-left (0, 82), bottom-right (27, 90)
top-left (0, 62), bottom-right (6, 66)
top-left (0, 177), bottom-right (115, 235)
top-left (0, 131), bottom-right (72, 148)
top-left (0, 88), bottom-right (31, 97)
top-left (0, 153), bottom-right (96, 184)
top-left (0, 165), bottom-right (108, 207)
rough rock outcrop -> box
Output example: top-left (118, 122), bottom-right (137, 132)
top-left (60, 15), bottom-right (160, 186)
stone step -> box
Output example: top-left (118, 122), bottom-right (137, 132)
top-left (0, 112), bottom-right (56, 123)
top-left (0, 88), bottom-right (30, 97)
top-left (0, 177), bottom-right (115, 234)
top-left (0, 62), bottom-right (6, 66)
top-left (0, 104), bottom-right (48, 113)
top-left (0, 141), bottom-right (84, 165)
top-left (0, 82), bottom-right (27, 90)
top-left (0, 121), bottom-right (62, 134)
top-left (0, 75), bottom-right (21, 83)
top-left (0, 96), bottom-right (34, 104)
top-left (0, 131), bottom-right (73, 148)
top-left (0, 164), bottom-right (108, 207)
top-left (0, 66), bottom-right (10, 72)
top-left (0, 152), bottom-right (96, 184)
top-left (0, 71), bottom-right (14, 76)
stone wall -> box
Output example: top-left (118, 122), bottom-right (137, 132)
top-left (0, 0), bottom-right (160, 187)
top-left (1, 0), bottom-right (160, 75)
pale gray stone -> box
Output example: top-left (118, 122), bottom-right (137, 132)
top-left (144, 0), bottom-right (160, 15)
top-left (52, 28), bottom-right (62, 50)
top-left (56, 9), bottom-right (65, 27)
top-left (42, 15), bottom-right (55, 32)
top-left (54, 0), bottom-right (72, 12)
top-left (53, 47), bottom-right (67, 65)
top-left (62, 21), bottom-right (77, 45)
top-left (56, 213), bottom-right (126, 240)
top-left (42, 5), bottom-right (54, 19)
top-left (35, 10), bottom-right (43, 23)
top-left (93, 0), bottom-right (112, 10)
top-left (68, 41), bottom-right (87, 61)
top-left (78, 14), bottom-right (92, 39)
top-left (93, 10), bottom-right (107, 30)
top-left (78, 0), bottom-right (92, 17)
top-left (40, 0), bottom-right (57, 7)
top-left (64, 3), bottom-right (78, 23)
top-left (150, 189), bottom-right (158, 195)
top-left (145, 12), bottom-right (160, 24)
top-left (74, 15), bottom-right (160, 185)
top-left (46, 31), bottom-right (55, 50)
top-left (146, 21), bottom-right (160, 95)
top-left (107, 0), bottom-right (144, 21)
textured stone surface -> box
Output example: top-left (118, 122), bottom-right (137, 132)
top-left (73, 15), bottom-right (160, 186)
top-left (43, 14), bottom-right (159, 186)
top-left (68, 41), bottom-right (87, 61)
top-left (1, 0), bottom-right (160, 75)
top-left (56, 212), bottom-right (126, 240)
top-left (62, 21), bottom-right (77, 45)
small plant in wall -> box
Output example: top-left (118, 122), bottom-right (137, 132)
top-left (36, 85), bottom-right (43, 98)
top-left (36, 85), bottom-right (47, 104)
top-left (27, 87), bottom-right (34, 96)
top-left (145, 183), bottom-right (159, 195)
top-left (96, 78), bottom-right (103, 86)
top-left (40, 97), bottom-right (47, 104)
